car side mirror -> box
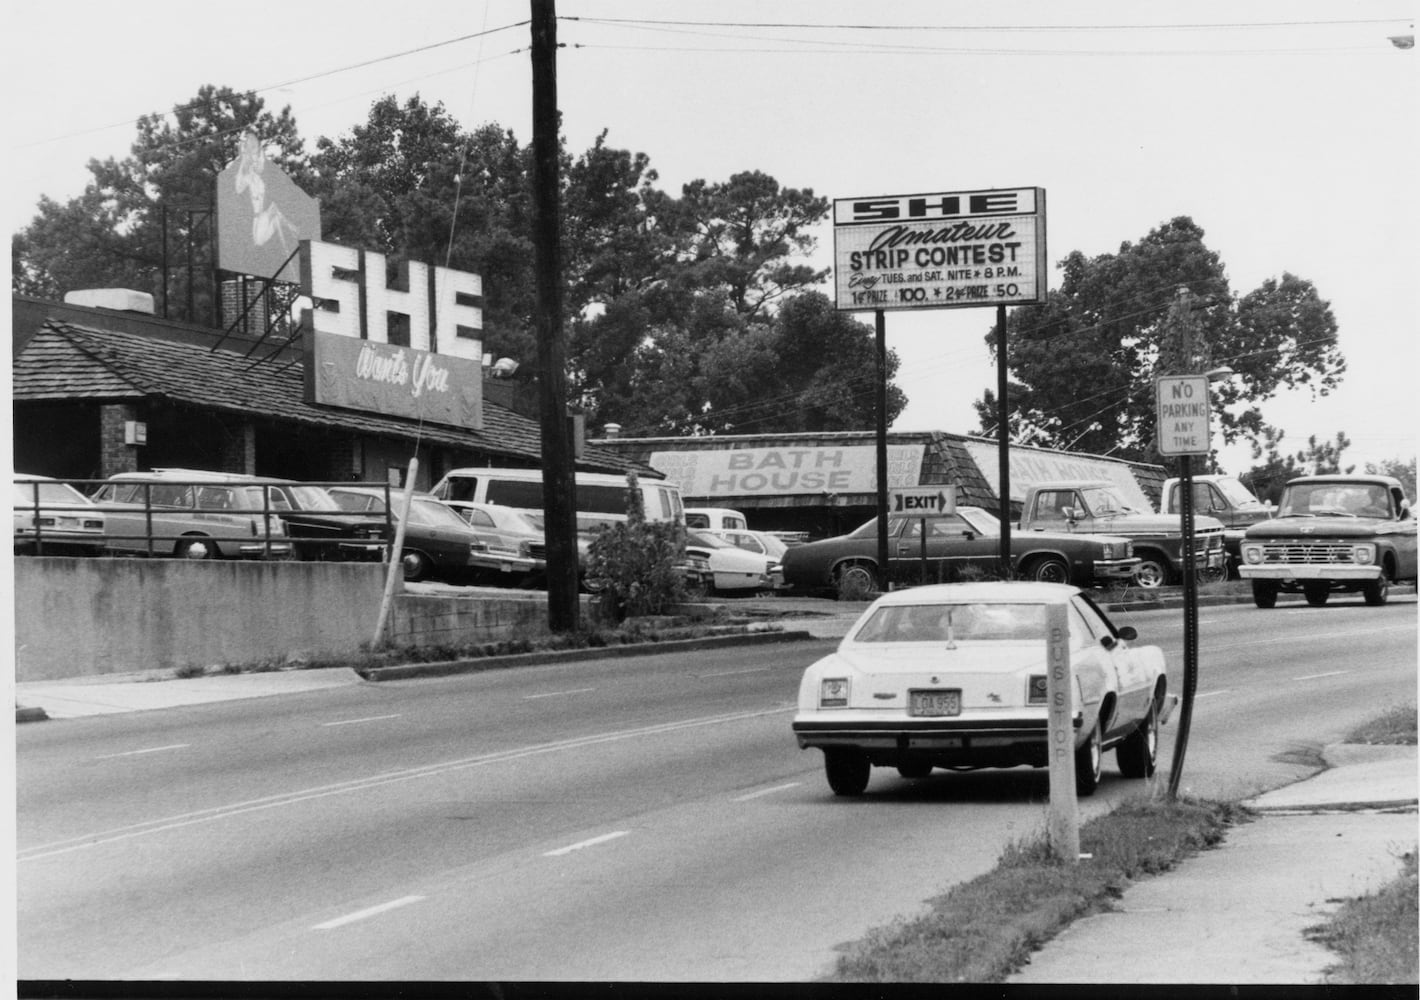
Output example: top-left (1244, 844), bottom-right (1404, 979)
top-left (1117, 626), bottom-right (1138, 642)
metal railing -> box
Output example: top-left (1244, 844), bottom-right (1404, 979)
top-left (16, 477), bottom-right (400, 561)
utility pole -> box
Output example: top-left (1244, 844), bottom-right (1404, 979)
top-left (530, 0), bottom-right (579, 631)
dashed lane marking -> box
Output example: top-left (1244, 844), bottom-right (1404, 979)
top-left (733, 782), bottom-right (802, 802)
top-left (544, 831), bottom-right (629, 857)
top-left (321, 714), bottom-right (403, 727)
top-left (312, 895), bottom-right (426, 931)
top-left (95, 744), bottom-right (191, 760)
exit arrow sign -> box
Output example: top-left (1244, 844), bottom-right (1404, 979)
top-left (891, 487), bottom-right (957, 515)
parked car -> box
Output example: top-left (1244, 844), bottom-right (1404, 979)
top-left (685, 529), bottom-right (777, 594)
top-left (327, 486), bottom-right (481, 582)
top-left (781, 507), bottom-right (1139, 595)
top-left (254, 478), bottom-right (388, 561)
top-left (791, 581), bottom-right (1174, 797)
top-left (442, 499), bottom-right (547, 581)
top-left (704, 528), bottom-right (790, 590)
top-left (13, 474), bottom-right (106, 555)
top-left (91, 471), bottom-right (292, 559)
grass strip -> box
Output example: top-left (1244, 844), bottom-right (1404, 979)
top-left (1310, 850), bottom-right (1419, 985)
top-left (829, 796), bottom-right (1248, 983)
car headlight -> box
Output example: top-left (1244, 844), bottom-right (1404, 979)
top-left (1241, 543), bottom-right (1264, 565)
top-left (819, 678), bottom-right (850, 708)
top-left (1352, 544), bottom-right (1375, 565)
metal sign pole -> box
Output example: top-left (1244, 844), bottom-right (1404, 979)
top-left (875, 309), bottom-right (889, 590)
top-left (1167, 453), bottom-right (1199, 799)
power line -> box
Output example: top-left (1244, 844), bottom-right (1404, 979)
top-left (13, 21), bottom-right (530, 151)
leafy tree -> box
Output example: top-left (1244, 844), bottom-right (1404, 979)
top-left (972, 217), bottom-right (1345, 462)
top-left (1365, 457), bottom-right (1417, 500)
top-left (1240, 425), bottom-right (1354, 504)
top-left (12, 84), bottom-right (307, 323)
top-left (658, 170), bottom-right (830, 319)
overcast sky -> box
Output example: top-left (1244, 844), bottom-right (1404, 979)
top-left (4, 1), bottom-right (1415, 476)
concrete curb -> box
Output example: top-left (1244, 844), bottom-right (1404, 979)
top-left (358, 628), bottom-right (819, 682)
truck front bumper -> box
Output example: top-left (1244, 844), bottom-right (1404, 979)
top-left (1093, 558), bottom-right (1142, 579)
top-left (1239, 565), bottom-right (1380, 581)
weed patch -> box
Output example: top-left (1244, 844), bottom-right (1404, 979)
top-left (829, 797), bottom-right (1248, 983)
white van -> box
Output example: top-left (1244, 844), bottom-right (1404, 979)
top-left (684, 507), bottom-right (748, 531)
top-left (430, 467), bottom-right (683, 531)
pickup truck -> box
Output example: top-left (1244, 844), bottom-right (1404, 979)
top-left (1161, 474), bottom-right (1273, 577)
top-left (1018, 480), bottom-right (1227, 588)
top-left (1238, 474), bottom-right (1416, 607)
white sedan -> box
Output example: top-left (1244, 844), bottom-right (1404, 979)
top-left (685, 530), bottom-right (776, 593)
top-left (792, 582), bottom-right (1174, 797)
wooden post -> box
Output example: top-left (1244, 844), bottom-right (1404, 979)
top-left (1046, 601), bottom-right (1080, 861)
top-left (530, 0), bottom-right (579, 631)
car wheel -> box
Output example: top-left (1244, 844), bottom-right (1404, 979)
top-left (1132, 555), bottom-right (1170, 589)
top-left (1025, 556), bottom-right (1070, 584)
top-left (824, 748), bottom-right (871, 796)
top-left (1197, 564), bottom-right (1228, 585)
top-left (1116, 700), bottom-right (1159, 779)
top-left (175, 537), bottom-right (215, 560)
top-left (1252, 580), bottom-right (1279, 609)
top-left (897, 762), bottom-right (933, 780)
top-left (1304, 583), bottom-right (1330, 607)
top-left (835, 562), bottom-right (878, 601)
top-left (1075, 720), bottom-right (1102, 797)
top-left (1363, 575), bottom-right (1389, 606)
top-left (401, 550), bottom-right (432, 582)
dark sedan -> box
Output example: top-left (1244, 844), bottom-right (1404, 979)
top-left (328, 487), bottom-right (481, 583)
top-left (781, 506), bottom-right (1138, 595)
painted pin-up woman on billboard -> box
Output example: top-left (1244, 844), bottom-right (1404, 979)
top-left (234, 131), bottom-right (299, 255)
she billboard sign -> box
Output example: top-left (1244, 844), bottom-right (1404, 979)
top-left (833, 187), bottom-right (1047, 312)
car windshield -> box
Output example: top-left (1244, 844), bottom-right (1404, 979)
top-left (13, 480), bottom-right (91, 505)
top-left (853, 602), bottom-right (1047, 643)
top-left (282, 484), bottom-right (343, 511)
top-left (1079, 486), bottom-right (1139, 515)
top-left (688, 530), bottom-right (736, 549)
top-left (1278, 483), bottom-right (1390, 518)
top-left (405, 497), bottom-right (472, 528)
top-left (1215, 477), bottom-right (1264, 508)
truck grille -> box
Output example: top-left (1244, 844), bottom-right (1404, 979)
top-left (1256, 542), bottom-right (1356, 564)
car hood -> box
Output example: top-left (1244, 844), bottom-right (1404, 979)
top-left (1245, 516), bottom-right (1395, 539)
top-left (688, 544), bottom-right (768, 572)
top-left (1093, 512), bottom-right (1226, 532)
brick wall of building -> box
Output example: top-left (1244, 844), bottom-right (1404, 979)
top-left (98, 404), bottom-right (141, 478)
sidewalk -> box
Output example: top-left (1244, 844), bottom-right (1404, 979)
top-left (1008, 742), bottom-right (1419, 985)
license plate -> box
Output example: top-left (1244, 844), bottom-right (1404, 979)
top-left (908, 690), bottom-right (961, 717)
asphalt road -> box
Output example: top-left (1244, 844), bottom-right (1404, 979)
top-left (15, 597), bottom-right (1416, 981)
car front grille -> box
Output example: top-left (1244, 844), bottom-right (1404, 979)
top-left (1257, 541), bottom-right (1356, 564)
top-left (527, 543), bottom-right (546, 560)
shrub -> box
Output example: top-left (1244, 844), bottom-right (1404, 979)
top-left (584, 472), bottom-right (689, 620)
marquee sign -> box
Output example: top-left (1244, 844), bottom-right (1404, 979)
top-left (833, 187), bottom-right (1047, 312)
top-left (299, 239), bottom-right (485, 429)
top-left (649, 445), bottom-right (925, 498)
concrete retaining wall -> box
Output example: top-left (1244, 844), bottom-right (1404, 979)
top-left (11, 558), bottom-right (574, 682)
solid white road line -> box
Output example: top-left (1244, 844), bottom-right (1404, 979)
top-left (522, 688), bottom-right (597, 700)
top-left (733, 782), bottom-right (801, 802)
top-left (94, 744), bottom-right (191, 760)
top-left (312, 895), bottom-right (426, 931)
top-left (1194, 690), bottom-right (1230, 699)
top-left (321, 714), bottom-right (403, 727)
top-left (1293, 670), bottom-right (1350, 681)
top-left (698, 667), bottom-right (770, 678)
top-left (544, 831), bottom-right (629, 857)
